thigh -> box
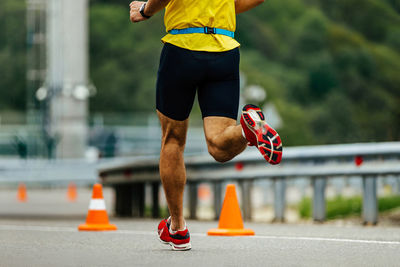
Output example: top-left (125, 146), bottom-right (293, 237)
top-left (203, 116), bottom-right (237, 143)
top-left (156, 43), bottom-right (202, 121)
top-left (197, 48), bottom-right (240, 120)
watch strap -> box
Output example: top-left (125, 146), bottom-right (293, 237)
top-left (140, 3), bottom-right (151, 19)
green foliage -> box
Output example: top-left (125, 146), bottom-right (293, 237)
top-left (379, 195), bottom-right (400, 211)
top-left (327, 196), bottom-right (363, 219)
top-left (0, 0), bottom-right (26, 111)
top-left (89, 4), bottom-right (165, 112)
top-left (236, 0), bottom-right (400, 144)
top-left (299, 197), bottom-right (312, 218)
top-left (316, 0), bottom-right (400, 42)
top-left (299, 195), bottom-right (400, 219)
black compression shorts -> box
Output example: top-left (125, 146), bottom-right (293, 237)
top-left (156, 43), bottom-right (240, 121)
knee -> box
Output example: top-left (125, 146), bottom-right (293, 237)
top-left (161, 130), bottom-right (186, 150)
top-left (206, 137), bottom-right (231, 163)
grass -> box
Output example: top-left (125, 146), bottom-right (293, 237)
top-left (299, 195), bottom-right (400, 220)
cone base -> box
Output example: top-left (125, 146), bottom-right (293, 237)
top-left (78, 223), bottom-right (117, 231)
top-left (207, 228), bottom-right (255, 236)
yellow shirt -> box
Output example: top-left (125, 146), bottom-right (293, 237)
top-left (161, 0), bottom-right (240, 52)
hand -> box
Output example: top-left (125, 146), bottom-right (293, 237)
top-left (129, 1), bottom-right (148, 23)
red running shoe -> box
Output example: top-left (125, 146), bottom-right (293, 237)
top-left (240, 104), bottom-right (283, 164)
top-left (157, 217), bottom-right (191, 251)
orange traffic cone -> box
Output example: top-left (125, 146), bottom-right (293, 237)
top-left (67, 182), bottom-right (77, 202)
top-left (207, 184), bottom-right (254, 236)
top-left (17, 183), bottom-right (27, 202)
top-left (78, 183), bottom-right (117, 231)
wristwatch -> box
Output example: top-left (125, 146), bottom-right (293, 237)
top-left (139, 3), bottom-right (151, 19)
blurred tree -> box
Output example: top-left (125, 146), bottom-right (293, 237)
top-left (89, 4), bottom-right (165, 112)
top-left (0, 0), bottom-right (26, 111)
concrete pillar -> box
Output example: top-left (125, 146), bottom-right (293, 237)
top-left (188, 182), bottom-right (198, 219)
top-left (273, 177), bottom-right (286, 222)
top-left (239, 180), bottom-right (252, 221)
top-left (151, 182), bottom-right (160, 218)
top-left (312, 177), bottom-right (326, 222)
top-left (362, 176), bottom-right (378, 225)
top-left (132, 183), bottom-right (145, 217)
top-left (115, 184), bottom-right (133, 217)
top-left (213, 182), bottom-right (222, 220)
top-left (47, 0), bottom-right (89, 158)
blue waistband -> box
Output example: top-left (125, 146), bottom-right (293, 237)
top-left (168, 27), bottom-right (235, 38)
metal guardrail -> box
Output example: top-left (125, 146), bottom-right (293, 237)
top-left (98, 142), bottom-right (400, 224)
top-left (98, 141), bottom-right (400, 174)
top-left (0, 158), bottom-right (98, 185)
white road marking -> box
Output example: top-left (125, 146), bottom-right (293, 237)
top-left (0, 224), bottom-right (399, 245)
top-left (249, 235), bottom-right (400, 245)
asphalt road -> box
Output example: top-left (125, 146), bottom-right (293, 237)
top-left (0, 188), bottom-right (400, 266)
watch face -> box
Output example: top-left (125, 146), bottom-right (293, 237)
top-left (140, 3), bottom-right (150, 18)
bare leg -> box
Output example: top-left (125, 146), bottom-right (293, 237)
top-left (203, 116), bottom-right (248, 162)
top-left (157, 111), bottom-right (188, 231)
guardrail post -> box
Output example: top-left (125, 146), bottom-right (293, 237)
top-left (312, 177), bottom-right (326, 222)
top-left (132, 183), bottom-right (145, 217)
top-left (213, 182), bottom-right (222, 220)
top-left (188, 182), bottom-right (198, 220)
top-left (151, 182), bottom-right (160, 218)
top-left (396, 177), bottom-right (400, 194)
top-left (115, 184), bottom-right (133, 217)
top-left (239, 180), bottom-right (252, 221)
top-left (273, 177), bottom-right (286, 222)
top-left (362, 176), bottom-right (378, 225)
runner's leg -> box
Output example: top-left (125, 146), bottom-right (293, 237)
top-left (197, 47), bottom-right (245, 162)
top-left (156, 44), bottom-right (200, 231)
top-left (157, 110), bottom-right (188, 231)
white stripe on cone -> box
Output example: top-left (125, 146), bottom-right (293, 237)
top-left (89, 199), bottom-right (106, 210)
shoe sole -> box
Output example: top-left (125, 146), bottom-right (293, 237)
top-left (242, 105), bottom-right (282, 164)
top-left (158, 235), bottom-right (192, 251)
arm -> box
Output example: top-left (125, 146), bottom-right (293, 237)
top-left (129, 0), bottom-right (171, 23)
top-left (235, 0), bottom-right (265, 14)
